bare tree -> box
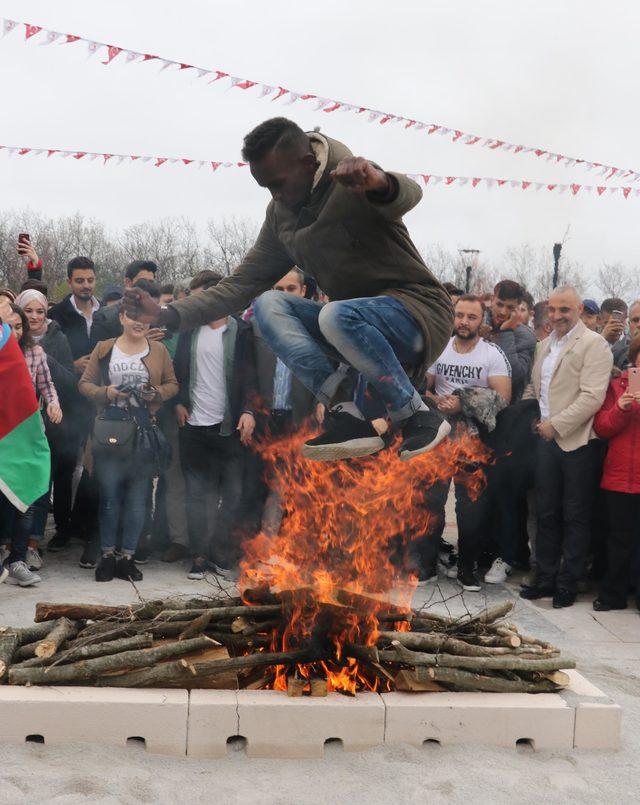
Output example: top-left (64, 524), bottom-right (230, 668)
top-left (597, 262), bottom-right (639, 301)
top-left (498, 243), bottom-right (587, 301)
top-left (204, 216), bottom-right (258, 276)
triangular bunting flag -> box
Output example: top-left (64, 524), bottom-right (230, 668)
top-left (103, 46), bottom-right (122, 64)
top-left (24, 23), bottom-right (42, 39)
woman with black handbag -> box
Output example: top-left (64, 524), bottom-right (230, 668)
top-left (79, 310), bottom-right (178, 582)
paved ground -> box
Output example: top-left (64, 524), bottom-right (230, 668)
top-left (1, 527), bottom-right (639, 805)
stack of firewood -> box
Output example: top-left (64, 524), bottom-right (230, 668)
top-left (0, 596), bottom-right (575, 693)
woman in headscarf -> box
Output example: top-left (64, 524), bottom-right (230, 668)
top-left (14, 290), bottom-right (77, 572)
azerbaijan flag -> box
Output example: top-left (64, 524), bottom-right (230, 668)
top-left (0, 323), bottom-right (50, 512)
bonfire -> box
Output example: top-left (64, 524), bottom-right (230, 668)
top-left (0, 428), bottom-right (575, 693)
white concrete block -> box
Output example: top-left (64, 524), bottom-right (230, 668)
top-left (382, 691), bottom-right (575, 750)
top-left (187, 690), bottom-right (239, 758)
top-left (565, 669), bottom-right (608, 698)
top-left (0, 686), bottom-right (188, 756)
top-left (574, 702), bottom-right (622, 750)
top-left (236, 690), bottom-right (385, 758)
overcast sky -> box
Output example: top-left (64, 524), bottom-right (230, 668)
top-left (2, 0), bottom-right (639, 288)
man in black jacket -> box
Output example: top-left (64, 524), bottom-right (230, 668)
top-left (47, 257), bottom-right (101, 552)
top-left (173, 271), bottom-right (258, 579)
top-left (49, 257), bottom-right (100, 373)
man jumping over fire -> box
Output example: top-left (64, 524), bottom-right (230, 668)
top-left (124, 118), bottom-right (454, 461)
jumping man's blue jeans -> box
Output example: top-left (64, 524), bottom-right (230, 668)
top-left (253, 292), bottom-right (425, 422)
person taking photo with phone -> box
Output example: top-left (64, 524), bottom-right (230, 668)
top-left (79, 309), bottom-right (178, 584)
top-left (592, 334), bottom-right (640, 612)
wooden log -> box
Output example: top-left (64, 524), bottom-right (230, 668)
top-left (455, 633), bottom-right (521, 649)
top-left (9, 636), bottom-right (215, 686)
top-left (34, 603), bottom-right (124, 623)
top-left (159, 596), bottom-right (243, 611)
top-left (379, 630), bottom-right (496, 658)
top-left (394, 669), bottom-right (444, 692)
top-left (0, 632), bottom-right (20, 683)
top-left (35, 618), bottom-right (79, 659)
top-left (190, 648), bottom-right (324, 678)
top-left (92, 659), bottom-right (195, 688)
top-left (1, 622), bottom-right (56, 646)
top-left (155, 604), bottom-right (281, 623)
top-left (503, 623), bottom-right (557, 651)
top-left (231, 616), bottom-right (249, 634)
top-left (344, 642), bottom-right (380, 664)
top-left (389, 641), bottom-right (576, 672)
top-left (241, 618), bottom-right (281, 637)
top-left (411, 609), bottom-right (453, 625)
top-left (423, 666), bottom-right (561, 693)
top-left (455, 602), bottom-right (514, 631)
top-left (97, 647), bottom-right (321, 688)
top-left (12, 634), bottom-right (154, 670)
top-left (204, 632), bottom-right (270, 649)
top-left (178, 611), bottom-right (215, 641)
top-left (287, 676), bottom-right (306, 697)
top-left (310, 677), bottom-right (328, 697)
top-left (13, 640), bottom-right (42, 663)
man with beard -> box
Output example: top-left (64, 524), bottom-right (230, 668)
top-left (420, 295), bottom-right (512, 591)
top-left (485, 280), bottom-right (537, 401)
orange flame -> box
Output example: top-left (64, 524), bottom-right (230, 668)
top-left (240, 424), bottom-right (491, 693)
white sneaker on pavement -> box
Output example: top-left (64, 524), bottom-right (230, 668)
top-left (7, 561), bottom-right (42, 587)
top-left (445, 562), bottom-right (459, 579)
top-left (26, 547), bottom-right (43, 571)
top-left (0, 566), bottom-right (8, 585)
top-left (484, 557), bottom-right (512, 584)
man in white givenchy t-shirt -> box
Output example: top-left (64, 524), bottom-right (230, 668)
top-left (421, 295), bottom-right (512, 593)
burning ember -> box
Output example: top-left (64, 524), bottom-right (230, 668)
top-left (240, 426), bottom-right (492, 695)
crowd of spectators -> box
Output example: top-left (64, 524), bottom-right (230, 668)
top-left (1, 238), bottom-right (639, 613)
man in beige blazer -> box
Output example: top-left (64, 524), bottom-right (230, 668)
top-left (521, 286), bottom-right (613, 608)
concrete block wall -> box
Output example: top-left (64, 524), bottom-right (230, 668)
top-left (0, 671), bottom-right (621, 757)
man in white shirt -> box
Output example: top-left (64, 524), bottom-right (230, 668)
top-left (173, 271), bottom-right (257, 580)
top-left (521, 286), bottom-right (613, 608)
top-left (421, 294), bottom-right (512, 591)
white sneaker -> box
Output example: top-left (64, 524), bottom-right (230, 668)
top-left (445, 562), bottom-right (459, 579)
top-left (0, 545), bottom-right (9, 565)
top-left (26, 547), bottom-right (43, 571)
top-left (0, 566), bottom-right (8, 585)
top-left (7, 561), bottom-right (42, 587)
top-left (484, 557), bottom-right (512, 584)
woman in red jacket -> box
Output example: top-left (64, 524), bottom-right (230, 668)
top-left (593, 334), bottom-right (640, 611)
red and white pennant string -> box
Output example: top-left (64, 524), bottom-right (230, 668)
top-left (2, 143), bottom-right (639, 198)
top-left (0, 144), bottom-right (246, 171)
top-left (3, 17), bottom-right (640, 183)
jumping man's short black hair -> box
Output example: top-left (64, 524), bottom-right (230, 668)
top-left (241, 117), bottom-right (310, 163)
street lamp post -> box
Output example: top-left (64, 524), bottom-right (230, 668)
top-left (459, 249), bottom-right (481, 292)
top-left (552, 243), bottom-right (562, 289)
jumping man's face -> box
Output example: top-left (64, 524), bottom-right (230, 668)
top-left (250, 147), bottom-right (317, 213)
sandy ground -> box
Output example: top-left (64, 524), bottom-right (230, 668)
top-left (1, 521), bottom-right (639, 805)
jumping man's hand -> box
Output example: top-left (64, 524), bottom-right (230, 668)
top-left (123, 287), bottom-right (162, 324)
top-left (330, 157), bottom-right (390, 195)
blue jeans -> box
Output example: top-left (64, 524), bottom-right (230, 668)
top-left (0, 492), bottom-right (32, 566)
top-left (95, 454), bottom-right (152, 556)
top-left (253, 292), bottom-right (424, 422)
